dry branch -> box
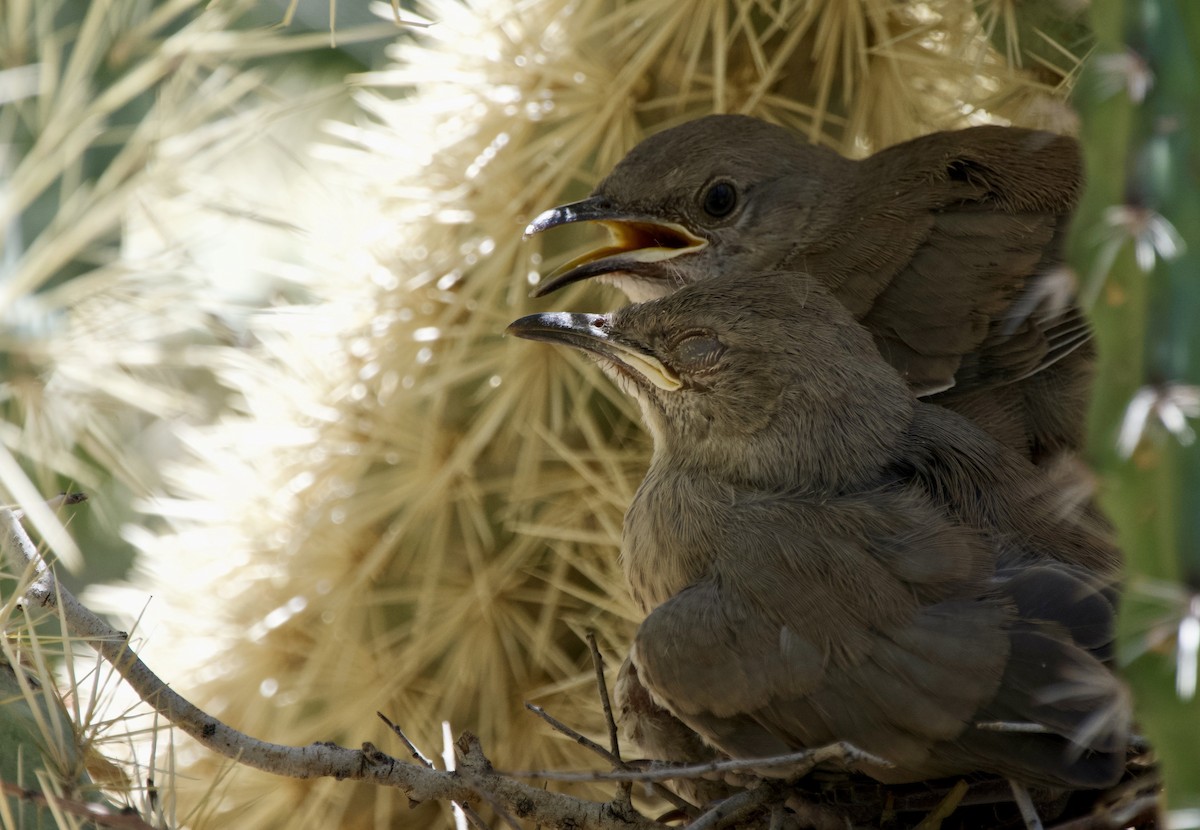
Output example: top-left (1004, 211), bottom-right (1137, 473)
top-left (0, 507), bottom-right (663, 830)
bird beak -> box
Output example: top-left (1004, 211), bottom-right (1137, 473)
top-left (523, 196), bottom-right (707, 298)
top-left (506, 311), bottom-right (682, 391)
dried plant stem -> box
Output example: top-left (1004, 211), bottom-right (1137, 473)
top-left (0, 508), bottom-right (664, 830)
top-left (586, 632), bottom-right (621, 760)
top-left (523, 702), bottom-right (695, 816)
top-left (525, 703), bottom-right (614, 762)
top-left (685, 785), bottom-right (776, 830)
top-left (506, 742), bottom-right (890, 784)
top-left (376, 713), bottom-right (499, 830)
top-left (586, 633), bottom-right (634, 814)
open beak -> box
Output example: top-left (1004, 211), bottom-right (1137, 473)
top-left (523, 196), bottom-right (707, 298)
top-left (506, 311), bottom-right (682, 391)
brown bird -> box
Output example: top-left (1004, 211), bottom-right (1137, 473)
top-left (524, 115), bottom-right (1091, 466)
top-left (507, 270), bottom-right (1127, 792)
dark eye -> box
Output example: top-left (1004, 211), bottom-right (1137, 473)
top-left (701, 181), bottom-right (737, 218)
top-left (674, 333), bottom-right (725, 373)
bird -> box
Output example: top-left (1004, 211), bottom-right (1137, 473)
top-left (507, 269), bottom-right (1128, 794)
top-left (523, 114), bottom-right (1092, 467)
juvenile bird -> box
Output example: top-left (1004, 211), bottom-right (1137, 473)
top-left (508, 270), bottom-right (1127, 791)
top-left (524, 115), bottom-right (1091, 466)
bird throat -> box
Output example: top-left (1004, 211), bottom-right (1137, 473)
top-left (622, 463), bottom-right (736, 611)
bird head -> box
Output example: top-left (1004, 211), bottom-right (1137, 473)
top-left (524, 115), bottom-right (850, 302)
top-left (508, 270), bottom-right (913, 490)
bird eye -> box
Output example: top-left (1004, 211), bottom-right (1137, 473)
top-left (701, 181), bottom-right (737, 218)
top-left (673, 332), bottom-right (725, 373)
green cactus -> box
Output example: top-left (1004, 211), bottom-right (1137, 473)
top-left (1072, 0), bottom-right (1200, 813)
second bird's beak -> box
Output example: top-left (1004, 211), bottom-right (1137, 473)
top-left (523, 196), bottom-right (707, 298)
top-left (506, 311), bottom-right (682, 391)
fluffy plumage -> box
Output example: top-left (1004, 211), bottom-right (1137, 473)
top-left (509, 270), bottom-right (1127, 790)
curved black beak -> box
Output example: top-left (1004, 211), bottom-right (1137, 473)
top-left (524, 197), bottom-right (624, 237)
top-left (506, 312), bottom-right (682, 391)
top-left (523, 196), bottom-right (707, 298)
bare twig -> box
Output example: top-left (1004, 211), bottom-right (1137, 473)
top-left (526, 701), bottom-right (616, 761)
top-left (377, 712), bottom-right (496, 830)
top-left (506, 742), bottom-right (891, 784)
top-left (457, 732), bottom-right (663, 828)
top-left (976, 721), bottom-right (1053, 734)
top-left (378, 712), bottom-right (436, 768)
top-left (688, 784), bottom-right (777, 830)
top-left (524, 702), bottom-right (695, 815)
top-left (586, 632), bottom-right (621, 759)
top-left (585, 633), bottom-right (633, 814)
top-left (448, 727), bottom-right (523, 830)
top-left (0, 509), bottom-right (665, 830)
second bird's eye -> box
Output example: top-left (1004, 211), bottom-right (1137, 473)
top-left (701, 181), bottom-right (737, 218)
top-left (673, 333), bottom-right (725, 373)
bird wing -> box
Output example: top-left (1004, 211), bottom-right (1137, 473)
top-left (793, 126), bottom-right (1084, 397)
top-left (630, 498), bottom-right (1012, 777)
top-left (949, 561), bottom-right (1126, 789)
top-left (895, 403), bottom-right (1123, 580)
top-left (630, 489), bottom-right (1126, 787)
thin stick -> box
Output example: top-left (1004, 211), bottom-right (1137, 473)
top-left (376, 713), bottom-right (500, 830)
top-left (525, 702), bottom-right (615, 761)
top-left (586, 632), bottom-right (621, 758)
top-left (688, 784), bottom-right (774, 830)
top-left (4, 492), bottom-right (88, 521)
top-left (506, 742), bottom-right (890, 784)
top-left (976, 721), bottom-right (1053, 734)
top-left (378, 712), bottom-right (435, 767)
top-left (524, 702), bottom-right (695, 815)
top-left (585, 632), bottom-right (633, 812)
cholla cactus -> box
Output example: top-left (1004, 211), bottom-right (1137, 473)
top-left (1, 548), bottom-right (143, 830)
top-left (4, 1), bottom-right (1113, 828)
top-left (0, 0), bottom-right (266, 574)
top-left (0, 0), bottom-right (369, 825)
top-left (85, 2), bottom-right (1094, 828)
top-left (1071, 0), bottom-right (1200, 813)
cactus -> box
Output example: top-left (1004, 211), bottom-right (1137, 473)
top-left (0, 577), bottom-right (131, 830)
top-left (111, 2), bottom-right (1095, 827)
top-left (0, 1), bottom-right (356, 825)
top-left (6, 2), bottom-right (1145, 828)
top-left (1071, 0), bottom-right (1200, 812)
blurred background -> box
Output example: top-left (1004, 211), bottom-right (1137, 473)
top-left (1, 0), bottom-right (1197, 827)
